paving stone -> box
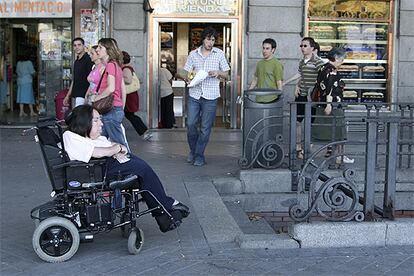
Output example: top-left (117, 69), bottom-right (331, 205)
top-left (1, 128), bottom-right (414, 275)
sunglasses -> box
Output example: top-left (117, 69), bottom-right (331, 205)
top-left (299, 45), bottom-right (309, 48)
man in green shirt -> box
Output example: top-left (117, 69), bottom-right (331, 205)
top-left (249, 38), bottom-right (284, 103)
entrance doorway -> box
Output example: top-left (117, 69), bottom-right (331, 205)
top-left (150, 19), bottom-right (239, 129)
top-left (0, 19), bottom-right (72, 124)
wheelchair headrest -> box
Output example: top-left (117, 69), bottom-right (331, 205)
top-left (36, 116), bottom-right (57, 128)
top-left (37, 127), bottom-right (62, 148)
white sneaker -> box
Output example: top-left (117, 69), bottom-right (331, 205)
top-left (336, 156), bottom-right (354, 164)
top-left (143, 132), bottom-right (153, 141)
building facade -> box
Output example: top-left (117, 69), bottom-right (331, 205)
top-left (1, 0), bottom-right (412, 127)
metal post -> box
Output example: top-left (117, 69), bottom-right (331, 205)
top-left (364, 120), bottom-right (378, 220)
top-left (303, 101), bottom-right (312, 160)
top-left (290, 104), bottom-right (298, 169)
top-left (384, 122), bottom-right (398, 219)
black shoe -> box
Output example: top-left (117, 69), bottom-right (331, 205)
top-left (155, 213), bottom-right (182, 233)
top-left (172, 202), bottom-right (190, 218)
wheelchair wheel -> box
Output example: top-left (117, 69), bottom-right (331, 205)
top-left (32, 216), bottom-right (80, 263)
top-left (127, 227), bottom-right (144, 255)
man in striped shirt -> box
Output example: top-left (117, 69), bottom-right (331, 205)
top-left (184, 27), bottom-right (230, 166)
top-left (294, 37), bottom-right (325, 158)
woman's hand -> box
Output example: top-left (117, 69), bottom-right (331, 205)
top-left (324, 104), bottom-right (332, 115)
top-left (325, 94), bottom-right (333, 115)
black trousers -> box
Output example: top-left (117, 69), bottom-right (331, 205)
top-left (107, 154), bottom-right (175, 213)
top-left (124, 111), bottom-right (148, 136)
top-left (160, 93), bottom-right (175, 128)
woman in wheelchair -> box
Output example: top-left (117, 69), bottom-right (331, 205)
top-left (64, 105), bottom-right (190, 232)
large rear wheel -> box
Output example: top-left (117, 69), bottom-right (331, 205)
top-left (32, 217), bottom-right (80, 263)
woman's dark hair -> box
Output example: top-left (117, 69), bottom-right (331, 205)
top-left (91, 45), bottom-right (98, 51)
top-left (122, 51), bottom-right (131, 64)
top-left (327, 47), bottom-right (346, 62)
top-left (201, 27), bottom-right (218, 43)
top-left (65, 105), bottom-right (94, 138)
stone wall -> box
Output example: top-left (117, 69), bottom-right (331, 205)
top-left (246, 0), bottom-right (304, 105)
top-left (396, 0), bottom-right (414, 102)
top-left (112, 0), bottom-right (148, 120)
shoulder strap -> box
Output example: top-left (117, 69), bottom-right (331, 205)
top-left (96, 66), bottom-right (107, 93)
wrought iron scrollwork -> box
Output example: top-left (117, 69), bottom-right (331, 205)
top-left (289, 142), bottom-right (363, 222)
top-left (239, 116), bottom-right (285, 169)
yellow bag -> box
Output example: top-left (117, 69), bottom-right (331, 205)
top-left (126, 72), bottom-right (140, 94)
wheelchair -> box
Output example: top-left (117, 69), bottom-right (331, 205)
top-left (29, 118), bottom-right (179, 263)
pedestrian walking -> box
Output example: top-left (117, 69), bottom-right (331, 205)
top-left (159, 65), bottom-right (175, 129)
top-left (84, 45), bottom-right (105, 105)
top-left (249, 38), bottom-right (284, 103)
top-left (94, 38), bottom-right (129, 148)
top-left (63, 37), bottom-right (94, 108)
top-left (122, 51), bottom-right (152, 141)
top-left (183, 27), bottom-right (230, 166)
top-left (16, 53), bottom-right (36, 117)
top-left (311, 47), bottom-right (354, 164)
top-left (285, 37), bottom-right (325, 159)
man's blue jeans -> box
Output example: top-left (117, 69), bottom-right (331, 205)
top-left (186, 96), bottom-right (217, 163)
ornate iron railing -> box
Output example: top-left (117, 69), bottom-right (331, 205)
top-left (288, 103), bottom-right (413, 222)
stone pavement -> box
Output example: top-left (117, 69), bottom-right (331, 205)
top-left (1, 126), bottom-right (413, 275)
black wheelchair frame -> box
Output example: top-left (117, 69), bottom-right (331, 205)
top-left (29, 118), bottom-right (177, 263)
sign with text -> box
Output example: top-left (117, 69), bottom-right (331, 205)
top-left (0, 0), bottom-right (72, 18)
top-left (150, 0), bottom-right (238, 16)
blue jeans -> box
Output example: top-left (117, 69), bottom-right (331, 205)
top-left (102, 106), bottom-right (129, 149)
top-left (186, 96), bottom-right (217, 163)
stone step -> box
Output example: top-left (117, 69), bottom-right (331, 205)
top-left (224, 201), bottom-right (274, 234)
top-left (236, 233), bottom-right (299, 249)
top-left (289, 219), bottom-right (414, 248)
top-left (216, 169), bottom-right (414, 195)
top-left (184, 179), bottom-right (242, 243)
top-left (223, 192), bottom-right (414, 213)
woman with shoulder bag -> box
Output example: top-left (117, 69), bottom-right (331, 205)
top-left (122, 51), bottom-right (152, 141)
top-left (94, 38), bottom-right (129, 148)
top-left (84, 45), bottom-right (105, 105)
top-left (311, 47), bottom-right (354, 164)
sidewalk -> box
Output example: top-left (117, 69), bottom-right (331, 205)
top-left (1, 126), bottom-right (413, 275)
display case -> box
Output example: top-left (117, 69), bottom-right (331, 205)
top-left (307, 0), bottom-right (393, 104)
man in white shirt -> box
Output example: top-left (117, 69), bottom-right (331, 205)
top-left (183, 27), bottom-right (230, 166)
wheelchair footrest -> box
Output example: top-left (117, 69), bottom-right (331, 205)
top-left (109, 175), bottom-right (138, 190)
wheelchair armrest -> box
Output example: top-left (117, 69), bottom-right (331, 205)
top-left (82, 181), bottom-right (106, 189)
top-left (52, 158), bottom-right (106, 169)
top-left (109, 175), bottom-right (138, 190)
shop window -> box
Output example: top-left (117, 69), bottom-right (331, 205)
top-left (307, 0), bottom-right (393, 104)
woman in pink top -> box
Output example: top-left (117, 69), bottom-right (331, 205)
top-left (85, 45), bottom-right (105, 105)
top-left (95, 38), bottom-right (128, 147)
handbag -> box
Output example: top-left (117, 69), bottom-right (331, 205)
top-left (124, 66), bottom-right (140, 94)
top-left (92, 65), bottom-right (114, 114)
top-left (310, 83), bottom-right (321, 102)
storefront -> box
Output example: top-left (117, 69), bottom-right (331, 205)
top-left (147, 0), bottom-right (243, 129)
top-left (306, 0), bottom-right (395, 104)
top-left (0, 0), bottom-right (110, 124)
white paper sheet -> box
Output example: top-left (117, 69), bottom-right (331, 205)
top-left (187, 70), bottom-right (208, 87)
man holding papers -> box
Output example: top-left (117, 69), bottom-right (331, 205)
top-left (183, 27), bottom-right (230, 166)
